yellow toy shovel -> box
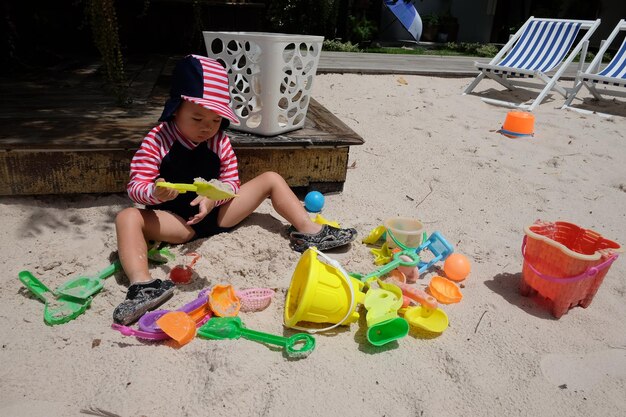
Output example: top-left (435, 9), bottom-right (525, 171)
top-left (156, 180), bottom-right (237, 200)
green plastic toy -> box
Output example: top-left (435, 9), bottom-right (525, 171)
top-left (55, 260), bottom-right (122, 300)
top-left (19, 247), bottom-right (174, 325)
top-left (197, 317), bottom-right (315, 359)
top-left (18, 271), bottom-right (91, 325)
top-left (351, 250), bottom-right (421, 283)
top-left (55, 247), bottom-right (173, 301)
top-left (362, 279), bottom-right (409, 346)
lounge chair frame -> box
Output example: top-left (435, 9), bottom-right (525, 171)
top-left (464, 17), bottom-right (601, 111)
top-left (563, 19), bottom-right (626, 109)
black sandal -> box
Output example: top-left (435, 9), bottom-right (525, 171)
top-left (290, 224), bottom-right (357, 253)
top-left (113, 279), bottom-right (175, 325)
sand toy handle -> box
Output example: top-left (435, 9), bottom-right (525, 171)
top-left (238, 327), bottom-right (316, 357)
top-left (97, 260), bottom-right (122, 280)
top-left (358, 250), bottom-right (420, 282)
top-left (18, 271), bottom-right (51, 303)
top-left (156, 182), bottom-right (197, 193)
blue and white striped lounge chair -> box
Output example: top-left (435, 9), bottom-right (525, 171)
top-left (463, 17), bottom-right (601, 111)
top-left (563, 19), bottom-right (626, 109)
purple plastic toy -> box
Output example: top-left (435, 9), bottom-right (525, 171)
top-left (111, 289), bottom-right (211, 340)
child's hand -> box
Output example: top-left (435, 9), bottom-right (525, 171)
top-left (153, 178), bottom-right (178, 201)
top-left (187, 196), bottom-right (216, 225)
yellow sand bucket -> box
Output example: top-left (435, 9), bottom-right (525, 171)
top-left (284, 248), bottom-right (365, 332)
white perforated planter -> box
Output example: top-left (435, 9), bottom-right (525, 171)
top-left (203, 31), bottom-right (324, 136)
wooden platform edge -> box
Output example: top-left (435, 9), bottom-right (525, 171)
top-left (0, 146), bottom-right (350, 195)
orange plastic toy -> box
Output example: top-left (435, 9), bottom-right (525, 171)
top-left (156, 299), bottom-right (212, 346)
top-left (156, 311), bottom-right (197, 345)
top-left (521, 221), bottom-right (621, 318)
top-left (428, 276), bottom-right (463, 304)
top-left (208, 285), bottom-right (241, 317)
top-left (443, 253), bottom-right (471, 282)
top-left (499, 111), bottom-right (535, 138)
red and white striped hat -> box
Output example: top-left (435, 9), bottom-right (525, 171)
top-left (159, 54), bottom-right (240, 125)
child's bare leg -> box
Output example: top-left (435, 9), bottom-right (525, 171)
top-left (113, 207), bottom-right (195, 325)
top-left (115, 207), bottom-right (195, 284)
top-left (217, 171), bottom-right (321, 234)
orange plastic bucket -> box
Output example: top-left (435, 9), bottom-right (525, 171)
top-left (521, 221), bottom-right (621, 318)
top-left (499, 111), bottom-right (535, 138)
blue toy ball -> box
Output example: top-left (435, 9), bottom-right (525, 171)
top-left (304, 191), bottom-right (325, 213)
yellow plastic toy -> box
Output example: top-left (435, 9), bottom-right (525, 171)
top-left (284, 248), bottom-right (366, 333)
top-left (156, 180), bottom-right (237, 200)
top-left (311, 214), bottom-right (340, 228)
top-left (400, 305), bottom-right (449, 333)
top-left (363, 279), bottom-right (409, 346)
top-left (362, 225), bottom-right (387, 245)
top-left (370, 242), bottom-right (394, 265)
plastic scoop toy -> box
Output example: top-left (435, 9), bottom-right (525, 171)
top-left (139, 289), bottom-right (210, 332)
top-left (197, 316), bottom-right (316, 359)
top-left (209, 284), bottom-right (241, 317)
top-left (19, 271), bottom-right (92, 325)
top-left (55, 260), bottom-right (121, 300)
top-left (153, 291), bottom-right (213, 345)
top-left (428, 276), bottom-right (463, 304)
top-left (156, 180), bottom-right (237, 200)
top-left (112, 292), bottom-right (211, 341)
top-left (55, 247), bottom-right (174, 301)
top-left (157, 312), bottom-right (198, 345)
top-left (400, 305), bottom-right (449, 333)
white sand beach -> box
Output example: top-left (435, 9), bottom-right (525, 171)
top-left (1, 74), bottom-right (625, 417)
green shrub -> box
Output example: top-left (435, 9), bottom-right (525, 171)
top-left (322, 39), bottom-right (361, 52)
top-left (443, 42), bottom-right (498, 57)
top-left (348, 15), bottom-right (378, 44)
top-left (476, 44), bottom-right (499, 57)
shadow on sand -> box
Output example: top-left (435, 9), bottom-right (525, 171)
top-left (484, 271), bottom-right (556, 320)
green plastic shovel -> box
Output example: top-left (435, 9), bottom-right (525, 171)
top-left (19, 271), bottom-right (91, 326)
top-left (197, 317), bottom-right (315, 359)
top-left (55, 247), bottom-right (173, 301)
top-left (55, 260), bottom-right (122, 300)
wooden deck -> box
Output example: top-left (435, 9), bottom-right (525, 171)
top-left (0, 55), bottom-right (363, 195)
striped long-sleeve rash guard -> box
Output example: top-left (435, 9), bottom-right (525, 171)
top-left (127, 121), bottom-right (240, 208)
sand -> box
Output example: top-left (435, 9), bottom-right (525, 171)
top-left (1, 74), bottom-right (625, 417)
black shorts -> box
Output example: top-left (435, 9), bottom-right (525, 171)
top-left (147, 195), bottom-right (233, 240)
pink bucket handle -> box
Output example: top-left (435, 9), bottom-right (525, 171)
top-left (521, 236), bottom-right (619, 283)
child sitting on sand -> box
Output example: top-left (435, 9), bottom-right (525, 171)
top-left (113, 55), bottom-right (357, 325)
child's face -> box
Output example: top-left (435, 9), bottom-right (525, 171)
top-left (174, 100), bottom-right (223, 143)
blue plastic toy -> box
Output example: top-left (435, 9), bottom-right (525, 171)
top-left (304, 191), bottom-right (325, 213)
top-left (414, 232), bottom-right (454, 273)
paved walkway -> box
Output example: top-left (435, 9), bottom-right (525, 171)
top-left (318, 51), bottom-right (488, 77)
top-left (318, 51), bottom-right (580, 79)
